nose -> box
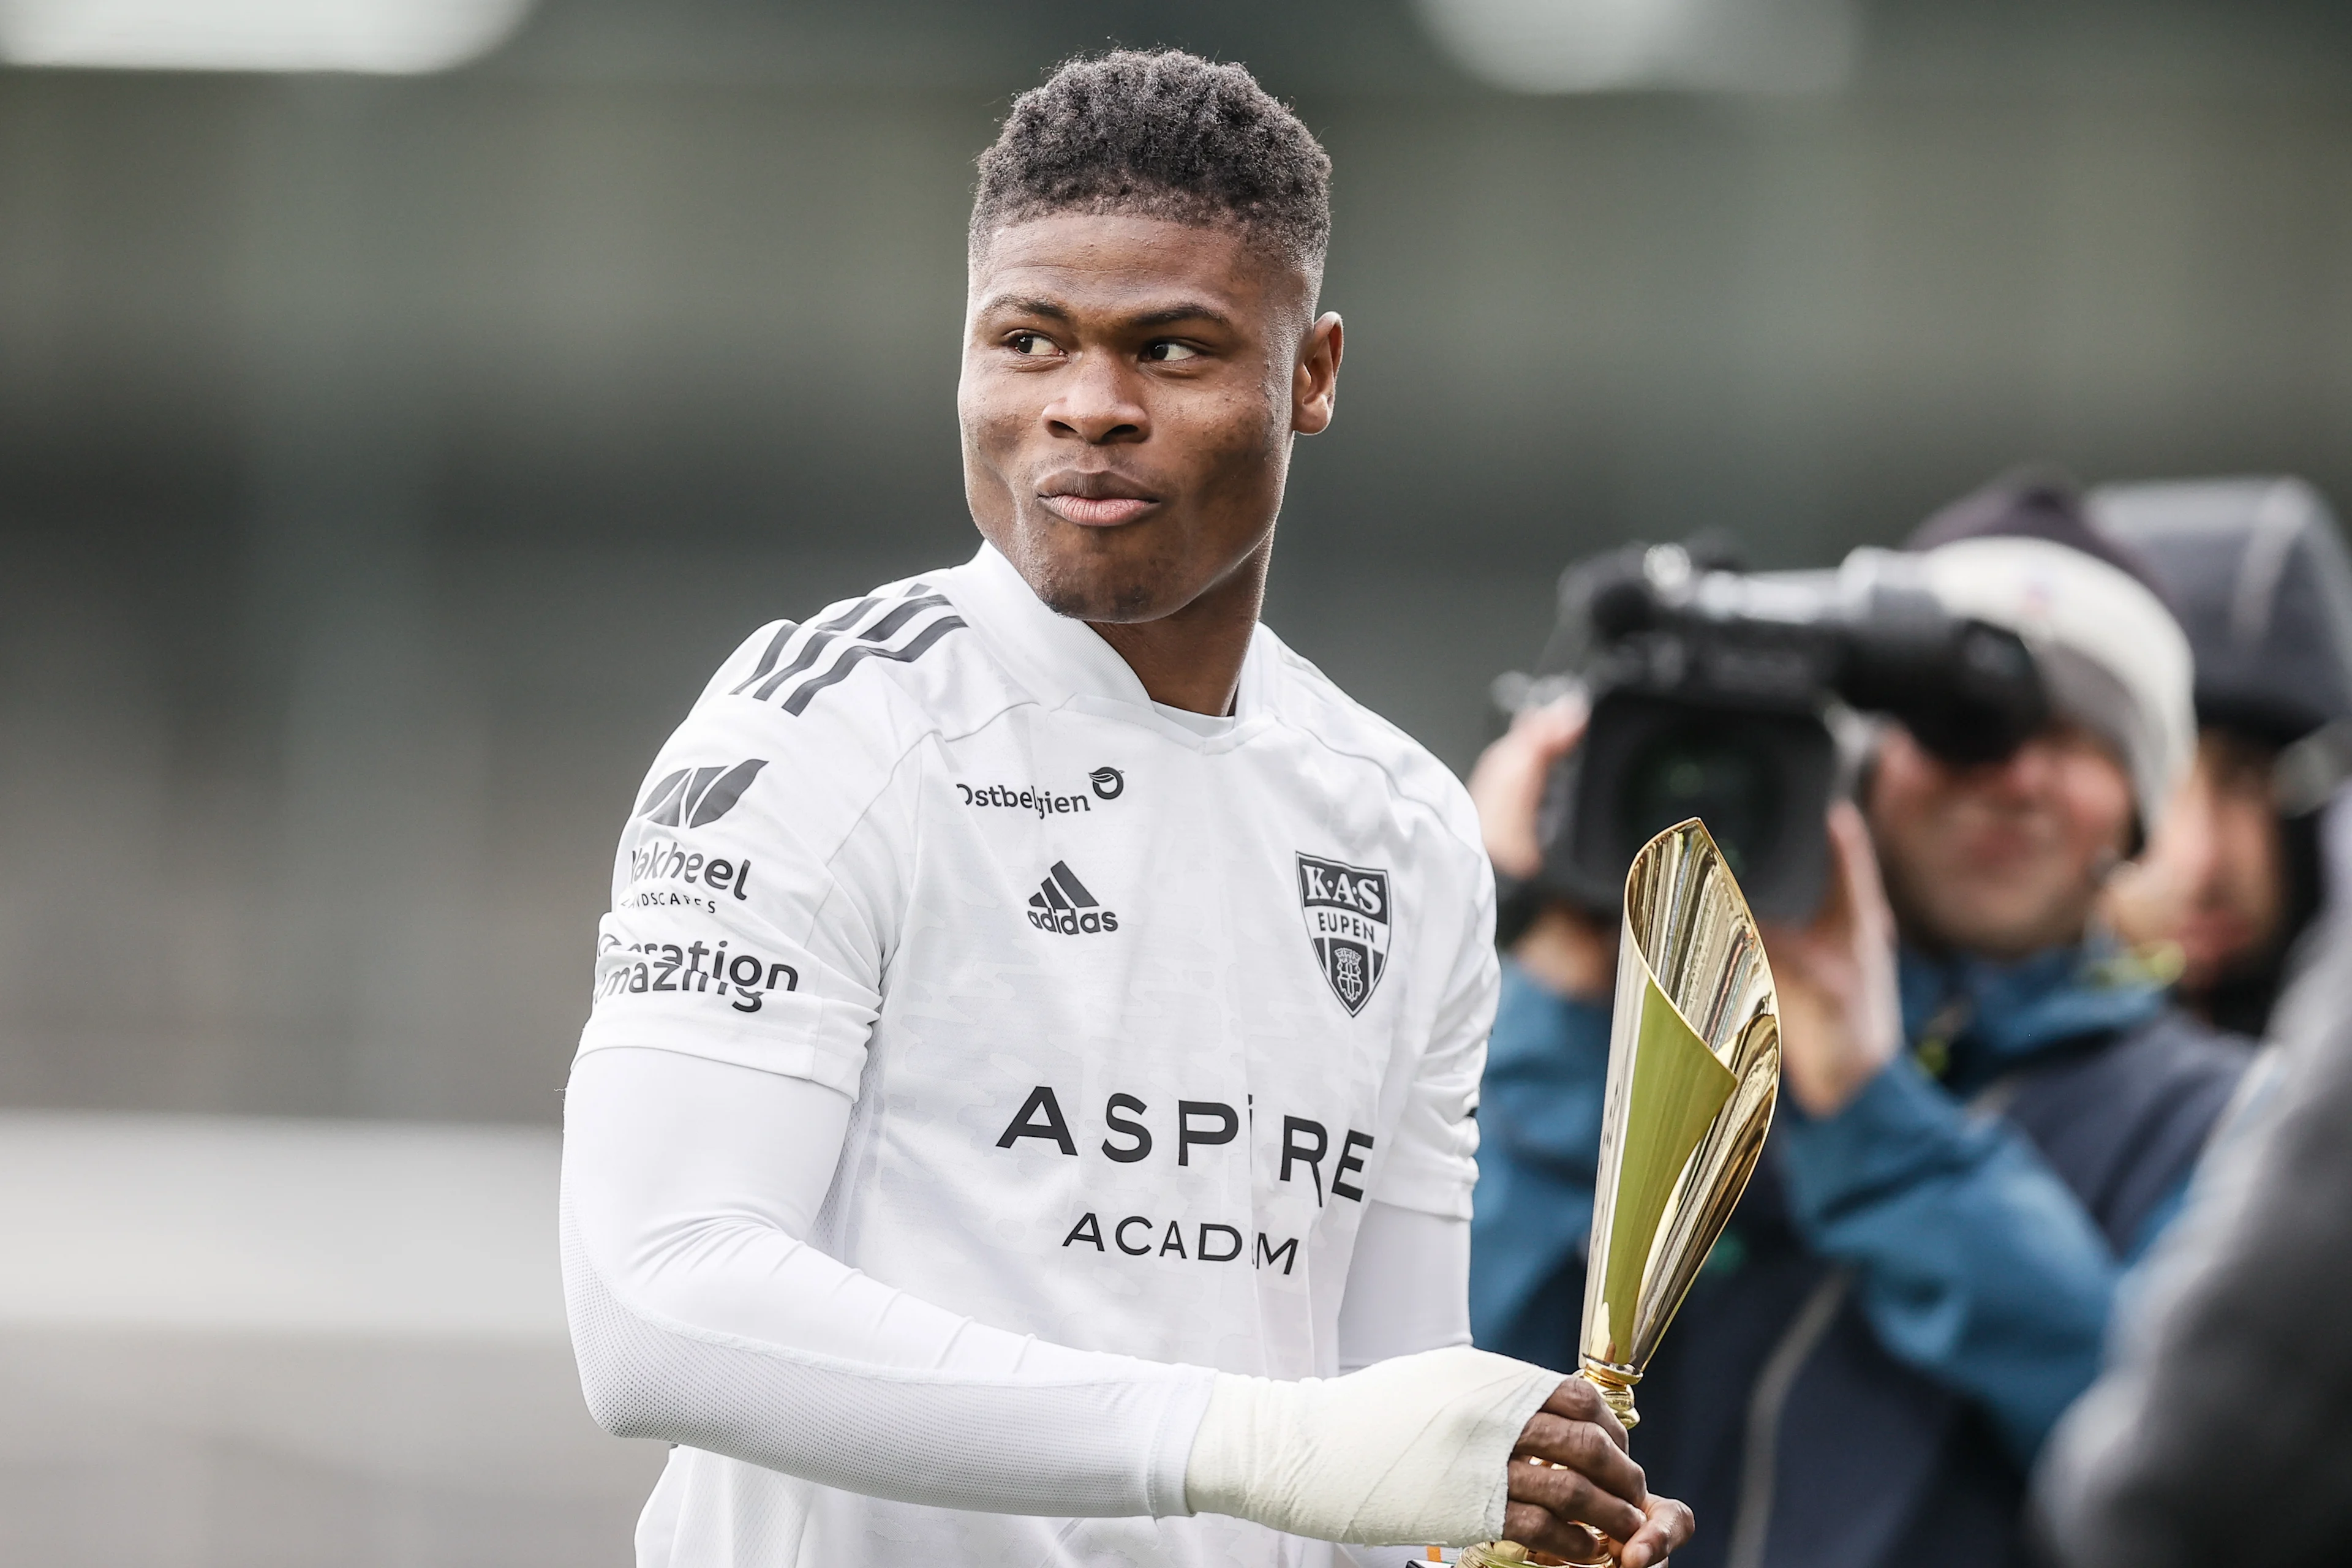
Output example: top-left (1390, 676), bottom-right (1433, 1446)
top-left (1041, 352), bottom-right (1148, 446)
top-left (1975, 736), bottom-right (2062, 801)
top-left (2164, 788), bottom-right (2228, 900)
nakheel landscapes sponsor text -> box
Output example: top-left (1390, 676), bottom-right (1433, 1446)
top-left (624, 839), bottom-right (755, 912)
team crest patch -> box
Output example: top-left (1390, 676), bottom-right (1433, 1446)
top-left (1296, 853), bottom-right (1392, 1016)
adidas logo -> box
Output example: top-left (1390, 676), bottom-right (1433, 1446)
top-left (1025, 861), bottom-right (1120, 935)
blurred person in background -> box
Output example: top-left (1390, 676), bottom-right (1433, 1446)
top-left (2092, 476), bottom-right (2352, 1036)
top-left (2034, 787), bottom-right (2352, 1568)
top-left (1468, 475), bottom-right (2250, 1568)
top-left (559, 49), bottom-right (1689, 1568)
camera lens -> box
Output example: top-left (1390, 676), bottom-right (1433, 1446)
top-left (1618, 725), bottom-right (1781, 878)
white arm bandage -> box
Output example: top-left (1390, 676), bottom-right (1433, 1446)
top-left (1185, 1346), bottom-right (1562, 1547)
top-left (565, 1045), bottom-right (1559, 1544)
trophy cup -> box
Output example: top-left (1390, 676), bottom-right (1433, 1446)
top-left (1463, 818), bottom-right (1781, 1567)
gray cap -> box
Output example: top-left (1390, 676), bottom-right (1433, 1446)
top-left (2089, 476), bottom-right (2352, 747)
top-left (1917, 535), bottom-right (2195, 835)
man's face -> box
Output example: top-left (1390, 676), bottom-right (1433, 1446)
top-left (1865, 722), bottom-right (2137, 959)
top-left (957, 212), bottom-right (1339, 624)
top-left (2103, 730), bottom-right (2286, 991)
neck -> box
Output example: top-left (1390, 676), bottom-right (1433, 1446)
top-left (1088, 540), bottom-right (1271, 715)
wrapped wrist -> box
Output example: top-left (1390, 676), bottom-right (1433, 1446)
top-left (1183, 1346), bottom-right (1561, 1546)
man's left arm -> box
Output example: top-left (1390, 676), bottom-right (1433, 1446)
top-left (1339, 1200), bottom-right (1473, 1371)
top-left (1331, 1199), bottom-right (1476, 1568)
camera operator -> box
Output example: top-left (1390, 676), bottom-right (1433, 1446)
top-left (2091, 476), bottom-right (2352, 1036)
top-left (1467, 476), bottom-right (2250, 1568)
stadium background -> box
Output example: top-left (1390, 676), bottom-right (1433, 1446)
top-left (4, 0), bottom-right (2351, 1559)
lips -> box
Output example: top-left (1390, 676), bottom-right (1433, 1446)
top-left (1038, 470), bottom-right (1159, 528)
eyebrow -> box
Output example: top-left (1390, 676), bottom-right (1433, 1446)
top-left (978, 294), bottom-right (1072, 322)
top-left (975, 294), bottom-right (1235, 333)
top-left (1125, 301), bottom-right (1235, 332)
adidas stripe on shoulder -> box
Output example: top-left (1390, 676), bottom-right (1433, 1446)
top-left (731, 582), bottom-right (967, 717)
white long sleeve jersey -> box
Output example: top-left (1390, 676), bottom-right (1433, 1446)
top-left (565, 541), bottom-right (1502, 1568)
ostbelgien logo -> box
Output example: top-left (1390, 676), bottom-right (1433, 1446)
top-left (1297, 853), bottom-right (1391, 1015)
top-left (1027, 861), bottom-right (1118, 935)
top-left (636, 760), bottom-right (767, 829)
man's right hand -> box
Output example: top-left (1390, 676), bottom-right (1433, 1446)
top-left (1466, 697), bottom-right (1614, 1001)
top-left (1503, 1376), bottom-right (1692, 1566)
top-left (1187, 1348), bottom-right (1687, 1558)
top-left (1757, 801), bottom-right (1905, 1117)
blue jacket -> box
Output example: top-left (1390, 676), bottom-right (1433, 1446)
top-left (1471, 944), bottom-right (2247, 1568)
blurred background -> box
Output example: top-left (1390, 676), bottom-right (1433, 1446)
top-left (5, 0), bottom-right (2352, 1561)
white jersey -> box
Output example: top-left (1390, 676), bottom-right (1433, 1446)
top-left (572, 541), bottom-right (1498, 1567)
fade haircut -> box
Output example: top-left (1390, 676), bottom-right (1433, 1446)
top-left (971, 50), bottom-right (1332, 283)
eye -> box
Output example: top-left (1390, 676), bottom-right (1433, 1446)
top-left (1006, 331), bottom-right (1058, 356)
top-left (1142, 341), bottom-right (1202, 363)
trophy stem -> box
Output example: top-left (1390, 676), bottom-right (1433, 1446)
top-left (1577, 1364), bottom-right (1641, 1433)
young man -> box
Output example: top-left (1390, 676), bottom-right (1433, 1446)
top-left (1468, 477), bottom-right (2249, 1568)
top-left (2092, 475), bottom-right (2352, 1036)
top-left (561, 51), bottom-right (1692, 1568)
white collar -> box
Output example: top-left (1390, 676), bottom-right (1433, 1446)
top-left (940, 541), bottom-right (1277, 748)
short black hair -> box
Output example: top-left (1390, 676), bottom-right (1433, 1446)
top-left (971, 50), bottom-right (1332, 277)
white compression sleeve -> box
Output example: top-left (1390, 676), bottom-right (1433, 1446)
top-left (566, 1046), bottom-right (1562, 1547)
top-left (561, 1046), bottom-right (1213, 1518)
top-left (1336, 1200), bottom-right (1472, 1373)
top-left (1332, 1203), bottom-right (1480, 1568)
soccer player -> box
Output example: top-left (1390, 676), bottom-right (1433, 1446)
top-left (560, 49), bottom-right (1695, 1568)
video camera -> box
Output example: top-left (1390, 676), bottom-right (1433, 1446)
top-left (1512, 541), bottom-right (2048, 922)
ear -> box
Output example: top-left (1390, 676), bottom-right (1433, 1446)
top-left (1292, 312), bottom-right (1343, 436)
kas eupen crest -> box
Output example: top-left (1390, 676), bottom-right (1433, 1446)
top-left (1296, 853), bottom-right (1392, 1016)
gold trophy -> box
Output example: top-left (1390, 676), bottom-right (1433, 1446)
top-left (1463, 818), bottom-right (1781, 1567)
